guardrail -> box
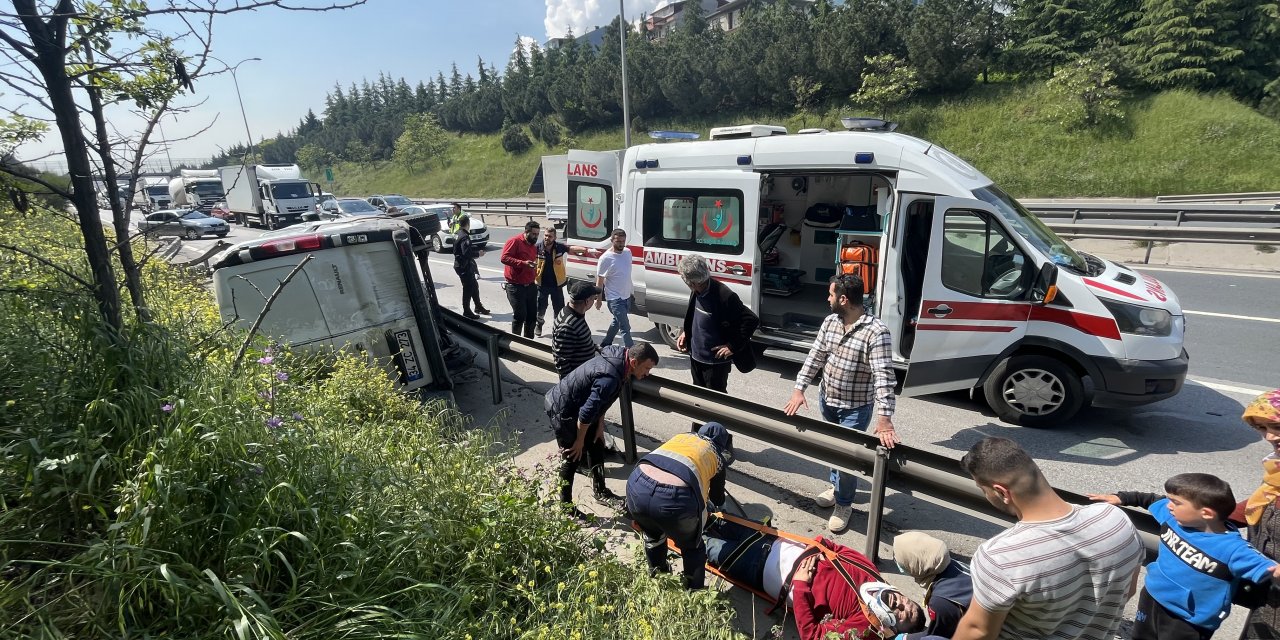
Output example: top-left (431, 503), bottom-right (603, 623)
top-left (1156, 191), bottom-right (1280, 204)
top-left (1025, 202), bottom-right (1280, 226)
top-left (439, 308), bottom-right (1162, 561)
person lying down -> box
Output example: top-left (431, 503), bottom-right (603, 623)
top-left (702, 516), bottom-right (927, 640)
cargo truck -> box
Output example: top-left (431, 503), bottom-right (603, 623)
top-left (168, 169), bottom-right (226, 212)
top-left (134, 174), bottom-right (172, 213)
top-left (219, 163), bottom-right (321, 229)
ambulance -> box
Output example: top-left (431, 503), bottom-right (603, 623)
top-left (560, 120), bottom-right (1187, 426)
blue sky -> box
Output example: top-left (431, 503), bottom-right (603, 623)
top-left (104, 0), bottom-right (656, 163)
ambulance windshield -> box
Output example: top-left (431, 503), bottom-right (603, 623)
top-left (972, 185), bottom-right (1087, 274)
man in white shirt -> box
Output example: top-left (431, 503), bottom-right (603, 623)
top-left (595, 228), bottom-right (634, 348)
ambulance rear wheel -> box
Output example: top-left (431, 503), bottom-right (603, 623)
top-left (657, 323), bottom-right (682, 350)
top-left (982, 355), bottom-right (1083, 427)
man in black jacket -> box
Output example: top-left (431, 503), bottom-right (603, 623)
top-left (452, 215), bottom-right (488, 319)
top-left (545, 342), bottom-right (658, 517)
top-left (675, 253), bottom-right (759, 395)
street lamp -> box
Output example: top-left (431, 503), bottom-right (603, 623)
top-left (618, 0), bottom-right (631, 148)
top-left (209, 55), bottom-right (261, 160)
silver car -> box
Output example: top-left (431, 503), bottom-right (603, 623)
top-left (427, 204), bottom-right (488, 253)
top-left (139, 209), bottom-right (229, 240)
top-left (317, 198), bottom-right (383, 221)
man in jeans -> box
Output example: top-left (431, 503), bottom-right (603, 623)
top-left (596, 228), bottom-right (634, 347)
top-left (500, 220), bottom-right (540, 338)
top-left (534, 226), bottom-right (568, 338)
top-left (783, 274), bottom-right (898, 533)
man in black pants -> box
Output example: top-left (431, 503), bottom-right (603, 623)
top-left (499, 220), bottom-right (540, 337)
top-left (545, 342), bottom-right (658, 519)
top-left (452, 215), bottom-right (488, 319)
top-left (675, 254), bottom-right (758, 429)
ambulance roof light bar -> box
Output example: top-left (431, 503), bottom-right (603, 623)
top-left (708, 124), bottom-right (788, 140)
top-left (840, 117), bottom-right (898, 132)
top-left (648, 130), bottom-right (701, 143)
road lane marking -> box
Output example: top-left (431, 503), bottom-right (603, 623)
top-left (1131, 265), bottom-right (1280, 279)
top-left (1187, 378), bottom-right (1270, 396)
top-left (429, 258), bottom-right (504, 276)
top-left (1183, 310), bottom-right (1280, 324)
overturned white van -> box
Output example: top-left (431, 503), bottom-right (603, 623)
top-left (212, 218), bottom-right (452, 392)
top-left (560, 120), bottom-right (1188, 426)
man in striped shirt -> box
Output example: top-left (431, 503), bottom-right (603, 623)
top-left (783, 274), bottom-right (899, 532)
top-left (552, 282), bottom-right (601, 379)
top-left (952, 437), bottom-right (1144, 640)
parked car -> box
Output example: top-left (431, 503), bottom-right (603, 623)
top-left (209, 201), bottom-right (233, 221)
top-left (387, 205), bottom-right (444, 251)
top-left (367, 194), bottom-right (414, 213)
top-left (138, 209), bottom-right (230, 239)
top-left (424, 204), bottom-right (488, 253)
top-left (314, 197), bottom-right (383, 221)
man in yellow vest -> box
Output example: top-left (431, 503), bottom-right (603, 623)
top-left (626, 421), bottom-right (734, 590)
top-left (534, 225), bottom-right (568, 338)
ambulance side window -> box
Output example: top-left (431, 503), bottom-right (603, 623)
top-left (641, 188), bottom-right (744, 255)
top-left (568, 182), bottom-right (611, 241)
top-left (941, 210), bottom-right (1028, 299)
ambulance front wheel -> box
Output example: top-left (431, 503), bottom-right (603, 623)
top-left (657, 323), bottom-right (682, 350)
top-left (982, 355), bottom-right (1084, 427)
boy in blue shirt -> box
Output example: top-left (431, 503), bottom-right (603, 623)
top-left (1089, 473), bottom-right (1280, 639)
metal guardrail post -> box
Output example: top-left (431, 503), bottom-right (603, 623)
top-left (1071, 208), bottom-right (1080, 223)
top-left (619, 380), bottom-right (638, 464)
top-left (864, 446), bottom-right (890, 562)
top-left (487, 333), bottom-right (502, 404)
top-left (1175, 210), bottom-right (1185, 226)
top-left (1143, 236), bottom-right (1155, 264)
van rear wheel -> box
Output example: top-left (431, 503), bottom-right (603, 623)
top-left (656, 323), bottom-right (682, 350)
top-left (982, 355), bottom-right (1084, 427)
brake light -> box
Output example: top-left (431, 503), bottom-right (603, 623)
top-left (259, 234), bottom-right (323, 255)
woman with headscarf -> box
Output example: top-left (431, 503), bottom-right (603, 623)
top-left (892, 531), bottom-right (973, 639)
top-left (1237, 389), bottom-right (1280, 639)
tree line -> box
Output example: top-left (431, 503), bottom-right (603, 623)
top-left (206, 0), bottom-right (1280, 170)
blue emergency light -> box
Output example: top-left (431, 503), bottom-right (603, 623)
top-left (737, 155), bottom-right (752, 166)
top-left (855, 152), bottom-right (874, 164)
top-left (648, 130), bottom-right (700, 141)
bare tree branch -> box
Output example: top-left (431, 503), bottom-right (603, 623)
top-left (0, 242), bottom-right (94, 290)
top-left (231, 254), bottom-right (314, 372)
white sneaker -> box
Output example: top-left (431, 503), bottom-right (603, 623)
top-left (814, 486), bottom-right (836, 508)
top-left (828, 504), bottom-right (852, 533)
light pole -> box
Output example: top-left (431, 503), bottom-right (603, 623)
top-left (618, 0), bottom-right (632, 148)
top-left (210, 55), bottom-right (261, 160)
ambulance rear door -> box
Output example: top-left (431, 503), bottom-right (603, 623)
top-left (564, 150), bottom-right (623, 285)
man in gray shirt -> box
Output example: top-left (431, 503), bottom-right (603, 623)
top-left (951, 437), bottom-right (1143, 640)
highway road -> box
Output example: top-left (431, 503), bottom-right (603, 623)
top-left (171, 219), bottom-right (1278, 504)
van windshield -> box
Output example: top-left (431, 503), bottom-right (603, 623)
top-left (271, 182), bottom-right (313, 200)
top-left (972, 185), bottom-right (1087, 274)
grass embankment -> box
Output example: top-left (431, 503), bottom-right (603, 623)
top-left (329, 84), bottom-right (1280, 199)
top-left (0, 212), bottom-right (743, 638)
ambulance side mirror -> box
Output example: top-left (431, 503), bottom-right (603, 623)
top-left (1031, 263), bottom-right (1059, 305)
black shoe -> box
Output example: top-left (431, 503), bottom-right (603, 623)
top-left (535, 326), bottom-right (544, 338)
top-left (474, 306), bottom-right (491, 315)
top-left (463, 311), bottom-right (481, 320)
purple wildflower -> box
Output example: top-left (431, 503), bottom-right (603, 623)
top-left (161, 403), bottom-right (174, 413)
top-left (265, 416), bottom-right (284, 429)
top-left (257, 356), bottom-right (274, 365)
top-left (275, 371), bottom-right (289, 382)
top-left (292, 412), bottom-right (304, 421)
top-left (257, 390), bottom-right (274, 400)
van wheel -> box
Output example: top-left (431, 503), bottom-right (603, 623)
top-left (266, 216), bottom-right (277, 231)
top-left (431, 235), bottom-right (444, 253)
top-left (982, 355), bottom-right (1084, 427)
top-left (656, 323), bottom-right (682, 350)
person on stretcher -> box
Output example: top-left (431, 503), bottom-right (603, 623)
top-left (703, 516), bottom-right (927, 639)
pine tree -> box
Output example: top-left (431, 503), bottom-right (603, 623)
top-left (906, 0), bottom-right (986, 92)
top-left (1009, 0), bottom-right (1098, 73)
top-left (1124, 0), bottom-right (1244, 90)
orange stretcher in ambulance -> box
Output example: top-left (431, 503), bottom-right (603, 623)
top-left (560, 120), bottom-right (1187, 426)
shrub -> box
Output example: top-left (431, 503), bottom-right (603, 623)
top-left (0, 210), bottom-right (745, 639)
top-left (501, 119), bottom-right (533, 154)
top-left (1046, 57), bottom-right (1127, 129)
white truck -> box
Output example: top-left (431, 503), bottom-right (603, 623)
top-left (534, 154), bottom-right (569, 228)
top-left (219, 163), bottom-right (321, 229)
top-left (134, 175), bottom-right (172, 213)
top-left (168, 169), bottom-right (225, 212)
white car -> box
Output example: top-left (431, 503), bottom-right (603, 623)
top-left (426, 204), bottom-right (489, 253)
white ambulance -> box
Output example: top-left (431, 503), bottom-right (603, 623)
top-left (561, 120), bottom-right (1187, 426)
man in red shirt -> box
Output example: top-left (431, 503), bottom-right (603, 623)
top-left (500, 220), bottom-right (541, 338)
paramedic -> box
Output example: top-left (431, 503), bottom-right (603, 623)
top-left (701, 516), bottom-right (926, 639)
top-left (675, 253), bottom-right (759, 396)
top-left (551, 282), bottom-right (601, 379)
top-left (545, 342), bottom-right (659, 518)
top-left (534, 226), bottom-right (568, 338)
top-left (452, 215), bottom-right (488, 319)
top-left (500, 220), bottom-right (540, 338)
top-left (626, 422), bottom-right (733, 590)
top-left (783, 273), bottom-right (898, 533)
top-left (596, 228), bottom-right (635, 348)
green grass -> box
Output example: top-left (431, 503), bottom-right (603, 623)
top-left (327, 84), bottom-right (1280, 199)
top-left (0, 210), bottom-right (745, 639)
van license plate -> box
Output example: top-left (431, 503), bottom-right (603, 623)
top-left (394, 329), bottom-right (423, 382)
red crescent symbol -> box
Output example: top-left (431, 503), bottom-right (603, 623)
top-left (702, 210), bottom-right (733, 238)
top-left (581, 206), bottom-right (604, 229)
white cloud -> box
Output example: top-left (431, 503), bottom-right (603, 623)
top-left (544, 0), bottom-right (654, 41)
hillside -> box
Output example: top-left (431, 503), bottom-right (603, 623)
top-left (323, 85), bottom-right (1280, 200)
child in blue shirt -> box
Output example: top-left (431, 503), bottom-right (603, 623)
top-left (1089, 472), bottom-right (1280, 640)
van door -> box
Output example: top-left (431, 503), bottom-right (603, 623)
top-left (634, 169), bottom-right (761, 343)
top-left (564, 150), bottom-right (622, 283)
top-left (901, 196), bottom-right (1034, 396)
